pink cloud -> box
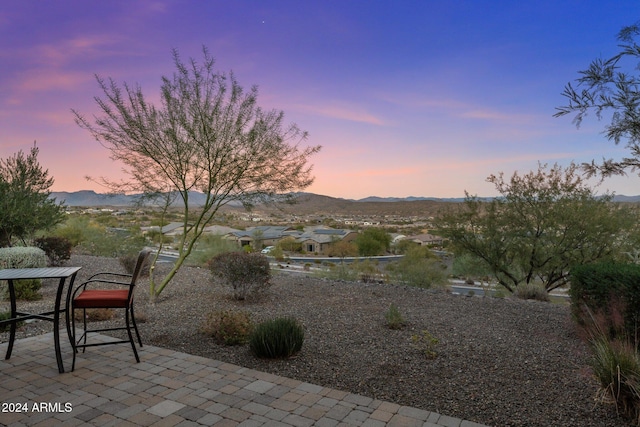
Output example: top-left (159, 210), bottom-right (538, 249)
top-left (295, 103), bottom-right (386, 125)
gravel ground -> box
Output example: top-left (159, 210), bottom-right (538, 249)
top-left (0, 255), bottom-right (630, 427)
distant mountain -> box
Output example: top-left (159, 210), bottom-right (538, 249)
top-left (49, 190), bottom-right (640, 210)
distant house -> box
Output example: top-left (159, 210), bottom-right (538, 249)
top-left (295, 227), bottom-right (358, 254)
top-left (228, 226), bottom-right (297, 248)
top-left (406, 233), bottom-right (445, 247)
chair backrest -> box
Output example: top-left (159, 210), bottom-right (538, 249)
top-left (129, 250), bottom-right (151, 287)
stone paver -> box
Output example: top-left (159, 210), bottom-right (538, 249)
top-left (0, 332), bottom-right (490, 426)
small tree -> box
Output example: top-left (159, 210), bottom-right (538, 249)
top-left (0, 143), bottom-right (65, 247)
top-left (355, 228), bottom-right (391, 256)
top-left (437, 163), bottom-right (636, 293)
top-left (73, 48), bottom-right (320, 301)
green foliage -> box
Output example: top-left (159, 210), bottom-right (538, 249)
top-left (570, 263), bottom-right (640, 343)
top-left (188, 234), bottom-right (238, 266)
top-left (0, 311), bottom-right (23, 332)
top-left (202, 310), bottom-right (254, 346)
top-left (0, 246), bottom-right (47, 269)
top-left (411, 330), bottom-right (439, 359)
top-left (385, 303), bottom-right (406, 330)
top-left (249, 317), bottom-right (305, 359)
top-left (4, 279), bottom-right (42, 301)
top-left (209, 252), bottom-right (271, 300)
top-left (437, 163), bottom-right (635, 293)
top-left (278, 236), bottom-right (302, 252)
top-left (0, 143), bottom-right (66, 247)
top-left (556, 22), bottom-right (640, 179)
top-left (452, 253), bottom-right (492, 282)
top-left (327, 239), bottom-right (358, 258)
top-left (33, 236), bottom-right (72, 266)
top-left (590, 336), bottom-right (640, 424)
top-left (388, 246), bottom-right (447, 288)
top-left (355, 228), bottom-right (391, 256)
top-left (514, 282), bottom-right (550, 302)
top-left (352, 259), bottom-right (382, 283)
top-left (314, 262), bottom-right (359, 282)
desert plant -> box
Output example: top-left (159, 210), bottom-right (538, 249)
top-left (0, 311), bottom-right (24, 332)
top-left (202, 309), bottom-right (253, 345)
top-left (208, 252), bottom-right (271, 300)
top-left (388, 249), bottom-right (447, 289)
top-left (514, 282), bottom-right (550, 302)
top-left (119, 252), bottom-right (151, 277)
top-left (411, 329), bottom-right (439, 359)
top-left (33, 236), bottom-right (73, 266)
top-left (249, 317), bottom-right (304, 359)
top-left (590, 336), bottom-right (640, 424)
top-left (385, 303), bottom-right (406, 329)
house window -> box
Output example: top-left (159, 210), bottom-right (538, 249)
top-left (307, 244), bottom-right (314, 252)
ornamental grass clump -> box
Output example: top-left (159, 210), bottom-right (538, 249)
top-left (384, 303), bottom-right (406, 330)
top-left (249, 317), bottom-right (304, 359)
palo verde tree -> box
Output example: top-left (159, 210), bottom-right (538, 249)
top-left (555, 21), bottom-right (640, 178)
top-left (0, 143), bottom-right (66, 247)
top-left (436, 163), bottom-right (636, 293)
top-left (73, 48), bottom-right (320, 301)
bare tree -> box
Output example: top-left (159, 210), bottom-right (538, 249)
top-left (73, 48), bottom-right (320, 300)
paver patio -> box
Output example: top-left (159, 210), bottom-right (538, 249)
top-left (0, 332), bottom-right (489, 426)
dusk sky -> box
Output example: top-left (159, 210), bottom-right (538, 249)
top-left (3, 1), bottom-right (640, 199)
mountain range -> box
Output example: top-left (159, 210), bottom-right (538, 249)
top-left (49, 190), bottom-right (640, 214)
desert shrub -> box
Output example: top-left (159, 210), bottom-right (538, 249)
top-left (201, 310), bottom-right (253, 345)
top-left (208, 252), bottom-right (271, 300)
top-left (388, 247), bottom-right (447, 288)
top-left (570, 262), bottom-right (640, 343)
top-left (590, 335), bottom-right (640, 424)
top-left (249, 317), bottom-right (305, 359)
top-left (0, 246), bottom-right (47, 269)
top-left (0, 311), bottom-right (23, 332)
top-left (33, 236), bottom-right (73, 266)
top-left (353, 259), bottom-right (382, 283)
top-left (514, 282), bottom-right (550, 302)
top-left (188, 234), bottom-right (238, 266)
top-left (119, 252), bottom-right (151, 277)
top-left (385, 303), bottom-right (406, 329)
top-left (5, 279), bottom-right (42, 301)
top-left (0, 247), bottom-right (47, 301)
top-left (411, 329), bottom-right (439, 359)
top-left (315, 263), bottom-right (359, 282)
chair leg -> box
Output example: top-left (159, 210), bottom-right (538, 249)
top-left (81, 308), bottom-right (88, 353)
top-left (70, 305), bottom-right (77, 371)
top-left (125, 309), bottom-right (140, 363)
top-left (130, 305), bottom-right (143, 347)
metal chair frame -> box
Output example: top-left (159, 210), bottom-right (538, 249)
top-left (70, 250), bottom-right (150, 371)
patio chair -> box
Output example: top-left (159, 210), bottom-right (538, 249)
top-left (70, 249), bottom-right (151, 371)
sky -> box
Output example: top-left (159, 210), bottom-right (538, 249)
top-left (2, 1), bottom-right (640, 200)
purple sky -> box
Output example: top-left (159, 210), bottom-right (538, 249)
top-left (2, 1), bottom-right (640, 199)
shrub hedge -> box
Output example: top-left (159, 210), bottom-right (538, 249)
top-left (570, 262), bottom-right (640, 342)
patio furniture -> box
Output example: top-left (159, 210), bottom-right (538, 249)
top-left (70, 250), bottom-right (150, 371)
top-left (0, 266), bottom-right (82, 373)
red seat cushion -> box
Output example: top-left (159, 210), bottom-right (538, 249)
top-left (74, 289), bottom-right (130, 308)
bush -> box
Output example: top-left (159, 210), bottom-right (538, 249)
top-left (208, 252), bottom-right (271, 300)
top-left (74, 308), bottom-right (115, 322)
top-left (201, 310), bottom-right (253, 345)
top-left (590, 336), bottom-right (640, 424)
top-left (388, 248), bottom-right (447, 288)
top-left (385, 303), bottom-right (406, 329)
top-left (34, 236), bottom-right (73, 266)
top-left (0, 246), bottom-right (47, 269)
top-left (119, 252), bottom-right (151, 277)
top-left (514, 282), bottom-right (549, 302)
top-left (0, 311), bottom-right (23, 332)
top-left (0, 247), bottom-right (47, 301)
top-left (249, 317), bottom-right (305, 359)
top-left (570, 263), bottom-right (640, 343)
